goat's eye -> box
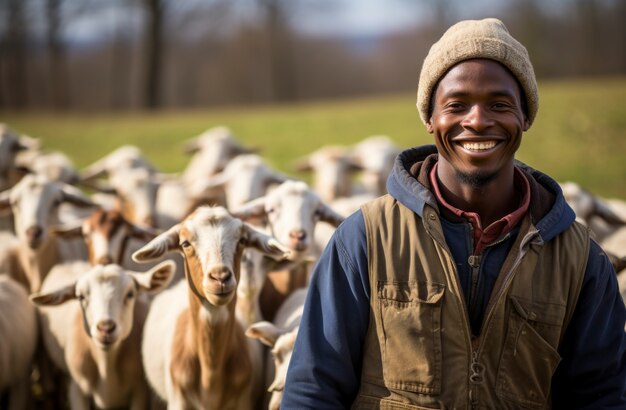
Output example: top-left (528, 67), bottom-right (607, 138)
top-left (180, 240), bottom-right (191, 249)
top-left (77, 294), bottom-right (86, 302)
top-left (126, 291), bottom-right (135, 300)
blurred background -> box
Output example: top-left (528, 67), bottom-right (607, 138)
top-left (1, 0), bottom-right (624, 112)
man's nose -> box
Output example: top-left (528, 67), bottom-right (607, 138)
top-left (461, 105), bottom-right (494, 131)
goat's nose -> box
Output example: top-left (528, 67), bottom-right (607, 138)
top-left (209, 266), bottom-right (233, 284)
top-left (289, 230), bottom-right (306, 241)
top-left (96, 320), bottom-right (116, 335)
top-left (26, 225), bottom-right (43, 241)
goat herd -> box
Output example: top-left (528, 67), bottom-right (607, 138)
top-left (0, 123), bottom-right (624, 410)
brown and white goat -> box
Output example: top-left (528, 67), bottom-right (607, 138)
top-left (132, 205), bottom-right (291, 409)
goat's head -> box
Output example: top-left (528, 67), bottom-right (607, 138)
top-left (30, 261), bottom-right (175, 350)
top-left (0, 174), bottom-right (95, 249)
top-left (246, 322), bottom-right (299, 410)
top-left (0, 126), bottom-right (39, 191)
top-left (233, 181), bottom-right (344, 258)
top-left (294, 146), bottom-right (363, 202)
top-left (52, 208), bottom-right (159, 265)
top-left (132, 205), bottom-right (291, 307)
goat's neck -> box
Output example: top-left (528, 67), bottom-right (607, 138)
top-left (16, 235), bottom-right (59, 292)
top-left (188, 290), bottom-right (239, 374)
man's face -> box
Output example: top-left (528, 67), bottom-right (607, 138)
top-left (426, 59), bottom-right (529, 188)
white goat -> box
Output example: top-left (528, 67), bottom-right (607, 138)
top-left (30, 260), bottom-right (175, 410)
top-left (132, 205), bottom-right (291, 409)
top-left (180, 126), bottom-right (256, 197)
top-left (79, 145), bottom-right (157, 183)
top-left (196, 154), bottom-right (291, 212)
top-left (350, 135), bottom-right (399, 197)
top-left (232, 180), bottom-right (344, 324)
top-left (15, 149), bottom-right (81, 185)
top-left (560, 181), bottom-right (626, 241)
top-left (246, 287), bottom-right (306, 410)
top-left (154, 127), bottom-right (257, 226)
top-left (0, 124), bottom-right (40, 192)
top-left (0, 174), bottom-right (95, 291)
top-left (0, 275), bottom-right (38, 410)
top-left (294, 145), bottom-right (363, 203)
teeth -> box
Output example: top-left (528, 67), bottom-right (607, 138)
top-left (462, 141), bottom-right (497, 151)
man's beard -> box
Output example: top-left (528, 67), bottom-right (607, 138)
top-left (456, 169), bottom-right (497, 189)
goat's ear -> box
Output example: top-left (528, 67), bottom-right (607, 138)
top-left (317, 203), bottom-right (345, 227)
top-left (606, 251), bottom-right (626, 273)
top-left (132, 260), bottom-right (175, 293)
top-left (241, 224), bottom-right (291, 260)
top-left (193, 171), bottom-right (230, 195)
top-left (292, 157), bottom-right (312, 172)
top-left (50, 221), bottom-right (84, 239)
top-left (15, 135), bottom-right (40, 151)
top-left (0, 189), bottom-right (12, 213)
top-left (30, 283), bottom-right (76, 306)
top-left (231, 197), bottom-right (267, 221)
top-left (182, 138), bottom-right (201, 155)
top-left (593, 198), bottom-right (626, 226)
top-left (265, 171), bottom-right (291, 187)
top-left (128, 223), bottom-right (160, 241)
top-left (79, 161), bottom-right (108, 182)
top-left (60, 185), bottom-right (97, 208)
top-left (132, 224), bottom-right (180, 262)
top-left (245, 321), bottom-right (283, 347)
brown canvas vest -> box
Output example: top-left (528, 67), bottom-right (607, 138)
top-left (353, 195), bottom-right (588, 410)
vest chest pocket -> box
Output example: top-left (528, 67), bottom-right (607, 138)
top-left (496, 296), bottom-right (565, 409)
top-left (377, 281), bottom-right (445, 395)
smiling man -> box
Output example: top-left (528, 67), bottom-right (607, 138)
top-left (282, 18), bottom-right (626, 409)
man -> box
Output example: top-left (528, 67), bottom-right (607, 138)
top-left (282, 18), bottom-right (626, 409)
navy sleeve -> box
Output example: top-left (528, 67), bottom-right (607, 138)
top-left (552, 240), bottom-right (626, 409)
top-left (282, 211), bottom-right (371, 409)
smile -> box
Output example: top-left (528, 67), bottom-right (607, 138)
top-left (461, 141), bottom-right (497, 151)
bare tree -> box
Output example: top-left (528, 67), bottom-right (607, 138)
top-left (0, 0), bottom-right (29, 109)
top-left (45, 0), bottom-right (70, 109)
top-left (142, 0), bottom-right (165, 109)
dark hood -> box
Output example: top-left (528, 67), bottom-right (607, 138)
top-left (386, 145), bottom-right (576, 242)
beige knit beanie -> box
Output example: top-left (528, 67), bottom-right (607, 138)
top-left (416, 18), bottom-right (538, 126)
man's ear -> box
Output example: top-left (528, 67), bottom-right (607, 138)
top-left (426, 119), bottom-right (434, 134)
top-left (523, 117), bottom-right (530, 131)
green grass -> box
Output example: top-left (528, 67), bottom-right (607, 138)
top-left (3, 76), bottom-right (626, 198)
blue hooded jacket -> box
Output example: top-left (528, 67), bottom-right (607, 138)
top-left (282, 145), bottom-right (626, 409)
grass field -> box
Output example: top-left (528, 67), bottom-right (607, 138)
top-left (3, 76), bottom-right (626, 199)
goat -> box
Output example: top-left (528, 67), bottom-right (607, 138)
top-left (132, 205), bottom-right (291, 409)
top-left (0, 124), bottom-right (40, 192)
top-left (232, 180), bottom-right (344, 323)
top-left (350, 135), bottom-right (399, 197)
top-left (246, 287), bottom-right (306, 410)
top-left (0, 174), bottom-right (95, 291)
top-left (293, 145), bottom-right (363, 203)
top-left (30, 260), bottom-right (175, 410)
top-left (180, 126), bottom-right (256, 197)
top-left (195, 154), bottom-right (291, 212)
top-left (79, 145), bottom-right (157, 183)
top-left (0, 275), bottom-right (38, 410)
top-left (560, 181), bottom-right (626, 241)
top-left (51, 208), bottom-right (159, 266)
